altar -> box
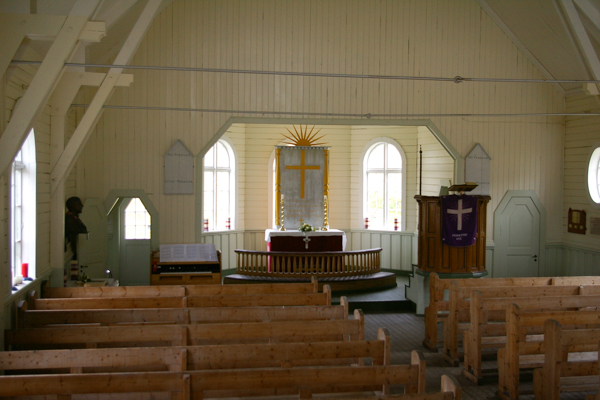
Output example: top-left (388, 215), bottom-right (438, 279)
top-left (265, 229), bottom-right (346, 252)
top-left (224, 127), bottom-right (396, 291)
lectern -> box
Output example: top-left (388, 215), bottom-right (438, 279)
top-left (415, 195), bottom-right (490, 275)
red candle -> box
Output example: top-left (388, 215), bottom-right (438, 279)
top-left (21, 263), bottom-right (28, 278)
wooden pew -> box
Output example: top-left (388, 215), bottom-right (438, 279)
top-left (2, 328), bottom-right (388, 372)
top-left (5, 310), bottom-right (365, 350)
top-left (0, 362), bottom-right (447, 400)
top-left (423, 273), bottom-right (553, 350)
top-left (423, 273), bottom-right (600, 350)
top-left (442, 283), bottom-right (600, 365)
top-left (0, 328), bottom-right (390, 374)
top-left (532, 319), bottom-right (600, 400)
top-left (17, 297), bottom-right (349, 328)
top-left (498, 304), bottom-right (600, 400)
top-left (29, 284), bottom-right (332, 310)
top-left (41, 277), bottom-right (319, 298)
top-left (461, 291), bottom-right (600, 384)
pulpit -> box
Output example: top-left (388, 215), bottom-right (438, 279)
top-left (415, 195), bottom-right (490, 275)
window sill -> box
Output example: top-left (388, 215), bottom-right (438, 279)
top-left (5, 270), bottom-right (51, 303)
top-left (6, 279), bottom-right (35, 301)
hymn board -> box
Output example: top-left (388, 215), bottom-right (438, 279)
top-left (275, 126), bottom-right (329, 230)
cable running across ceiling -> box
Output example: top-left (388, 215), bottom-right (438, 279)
top-left (71, 104), bottom-right (600, 117)
top-left (11, 60), bottom-right (600, 84)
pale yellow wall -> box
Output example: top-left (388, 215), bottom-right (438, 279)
top-left (229, 123), bottom-right (424, 233)
top-left (78, 0), bottom-right (566, 247)
top-left (564, 95), bottom-right (600, 249)
top-left (417, 125), bottom-right (455, 197)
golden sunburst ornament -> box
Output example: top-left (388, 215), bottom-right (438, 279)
top-left (281, 125), bottom-right (326, 146)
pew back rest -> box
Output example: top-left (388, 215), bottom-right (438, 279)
top-left (42, 277), bottom-right (319, 298)
top-left (31, 285), bottom-right (332, 310)
top-left (17, 299), bottom-right (349, 328)
top-left (0, 362), bottom-right (426, 399)
top-left (0, 328), bottom-right (389, 374)
top-left (6, 311), bottom-right (364, 350)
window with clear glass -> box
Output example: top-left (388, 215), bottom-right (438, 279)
top-left (588, 145), bottom-right (600, 205)
top-left (124, 198), bottom-right (151, 239)
top-left (203, 139), bottom-right (235, 231)
top-left (11, 130), bottom-right (36, 279)
top-left (364, 141), bottom-right (403, 230)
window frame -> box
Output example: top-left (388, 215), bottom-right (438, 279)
top-left (361, 137), bottom-right (407, 231)
top-left (10, 129), bottom-right (36, 280)
top-left (202, 137), bottom-right (237, 231)
top-left (586, 142), bottom-right (600, 209)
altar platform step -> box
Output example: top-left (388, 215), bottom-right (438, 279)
top-left (332, 275), bottom-right (414, 313)
top-left (223, 272), bottom-right (413, 313)
top-left (223, 271), bottom-right (397, 292)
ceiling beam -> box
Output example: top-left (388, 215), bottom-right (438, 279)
top-left (0, 2), bottom-right (104, 176)
top-left (573, 0), bottom-right (600, 31)
top-left (559, 0), bottom-right (600, 91)
top-left (474, 0), bottom-right (566, 96)
top-left (0, 13), bottom-right (65, 79)
top-left (51, 0), bottom-right (164, 194)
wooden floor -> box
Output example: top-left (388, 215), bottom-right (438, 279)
top-left (358, 279), bottom-right (594, 399)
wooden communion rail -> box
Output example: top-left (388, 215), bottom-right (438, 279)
top-left (235, 248), bottom-right (382, 277)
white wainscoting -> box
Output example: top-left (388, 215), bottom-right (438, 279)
top-left (560, 244), bottom-right (600, 277)
top-left (202, 229), bottom-right (417, 272)
top-left (200, 231), bottom-right (598, 278)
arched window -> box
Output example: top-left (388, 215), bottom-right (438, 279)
top-left (587, 143), bottom-right (600, 208)
top-left (203, 138), bottom-right (236, 231)
top-left (363, 139), bottom-right (405, 230)
top-left (11, 129), bottom-right (36, 280)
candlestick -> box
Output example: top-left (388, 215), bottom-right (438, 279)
top-left (279, 194), bottom-right (286, 231)
top-left (323, 194), bottom-right (329, 230)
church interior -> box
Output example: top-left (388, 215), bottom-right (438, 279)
top-left (1, 0), bottom-right (600, 398)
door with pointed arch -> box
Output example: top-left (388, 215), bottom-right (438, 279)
top-left (494, 191), bottom-right (545, 278)
top-left (118, 198), bottom-right (151, 286)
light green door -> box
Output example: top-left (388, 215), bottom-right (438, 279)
top-left (118, 198), bottom-right (151, 286)
top-left (494, 192), bottom-right (543, 278)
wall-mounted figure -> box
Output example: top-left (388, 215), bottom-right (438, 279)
top-left (65, 196), bottom-right (88, 259)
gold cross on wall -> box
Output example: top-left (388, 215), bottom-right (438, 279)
top-left (285, 150), bottom-right (320, 198)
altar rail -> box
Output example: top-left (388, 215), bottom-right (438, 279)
top-left (235, 248), bottom-right (382, 277)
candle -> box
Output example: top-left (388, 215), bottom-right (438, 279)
top-left (21, 263), bottom-right (28, 278)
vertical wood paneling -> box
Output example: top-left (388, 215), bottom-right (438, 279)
top-left (2, 55), bottom-right (52, 279)
top-left (563, 95), bottom-right (600, 251)
top-left (72, 0), bottom-right (565, 255)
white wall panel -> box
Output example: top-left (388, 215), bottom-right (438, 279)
top-left (563, 95), bottom-right (600, 251)
top-left (3, 60), bottom-right (53, 279)
top-left (76, 0), bottom-right (566, 272)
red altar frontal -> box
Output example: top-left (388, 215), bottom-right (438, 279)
top-left (265, 229), bottom-right (346, 252)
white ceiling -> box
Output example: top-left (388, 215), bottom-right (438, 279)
top-left (476, 0), bottom-right (600, 95)
top-left (1, 0), bottom-right (599, 97)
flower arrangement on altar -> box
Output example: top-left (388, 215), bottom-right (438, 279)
top-left (298, 223), bottom-right (316, 232)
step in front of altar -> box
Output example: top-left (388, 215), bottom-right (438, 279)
top-left (223, 271), bottom-right (397, 292)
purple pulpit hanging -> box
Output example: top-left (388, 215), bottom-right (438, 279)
top-left (441, 195), bottom-right (478, 247)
